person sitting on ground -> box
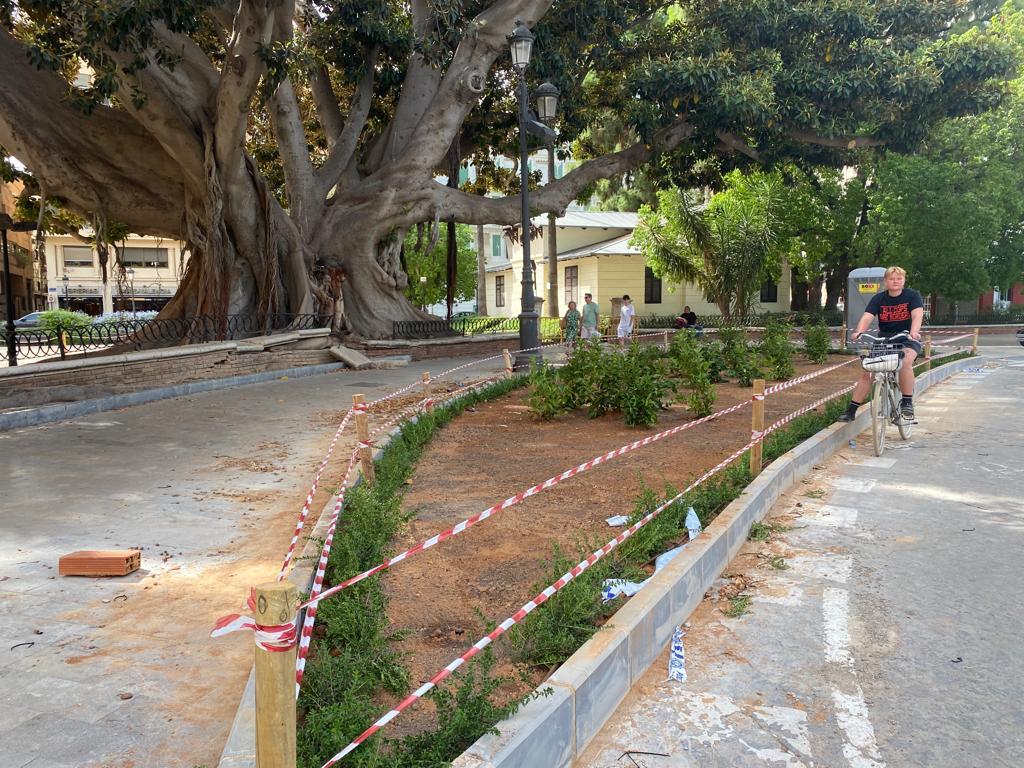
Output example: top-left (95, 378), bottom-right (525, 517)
top-left (838, 265), bottom-right (924, 423)
top-left (561, 301), bottom-right (582, 344)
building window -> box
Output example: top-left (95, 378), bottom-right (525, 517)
top-left (564, 266), bottom-right (578, 305)
top-left (490, 234), bottom-right (503, 260)
top-left (119, 247), bottom-right (169, 268)
top-left (62, 245), bottom-right (94, 268)
top-left (495, 275), bottom-right (505, 307)
top-left (644, 266), bottom-right (662, 304)
top-left (760, 280), bottom-right (779, 303)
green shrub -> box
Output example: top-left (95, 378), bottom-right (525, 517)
top-left (38, 309), bottom-right (93, 334)
top-left (700, 339), bottom-right (728, 383)
top-left (619, 343), bottom-right (675, 426)
top-left (803, 323), bottom-right (831, 364)
top-left (719, 326), bottom-right (763, 386)
top-left (560, 340), bottom-right (604, 411)
top-left (760, 318), bottom-right (795, 381)
top-left (669, 330), bottom-right (716, 416)
top-left (527, 360), bottom-right (569, 420)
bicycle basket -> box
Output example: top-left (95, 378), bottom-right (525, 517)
top-left (861, 350), bottom-right (903, 372)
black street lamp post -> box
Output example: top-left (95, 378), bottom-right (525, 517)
top-left (509, 21), bottom-right (559, 369)
top-left (62, 273), bottom-right (69, 307)
top-left (1, 213), bottom-right (37, 367)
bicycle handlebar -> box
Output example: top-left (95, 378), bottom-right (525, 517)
top-left (853, 331), bottom-right (911, 344)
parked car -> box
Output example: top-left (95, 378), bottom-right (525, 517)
top-left (13, 311), bottom-right (44, 328)
top-left (1017, 328), bottom-right (1024, 347)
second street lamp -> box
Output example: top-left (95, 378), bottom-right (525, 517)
top-left (510, 22), bottom-right (559, 369)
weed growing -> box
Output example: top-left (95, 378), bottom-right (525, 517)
top-left (766, 554), bottom-right (788, 570)
top-left (748, 522), bottom-right (771, 541)
top-left (722, 595), bottom-right (752, 617)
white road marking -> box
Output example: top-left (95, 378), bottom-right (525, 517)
top-left (803, 504), bottom-right (860, 528)
top-left (832, 687), bottom-right (887, 768)
top-left (854, 457), bottom-right (897, 468)
top-left (832, 477), bottom-right (876, 493)
top-left (823, 587), bottom-right (853, 666)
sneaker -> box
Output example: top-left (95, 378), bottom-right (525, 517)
top-left (838, 410), bottom-right (856, 422)
top-left (900, 402), bottom-right (915, 421)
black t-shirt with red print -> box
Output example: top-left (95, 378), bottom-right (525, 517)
top-left (865, 288), bottom-right (924, 334)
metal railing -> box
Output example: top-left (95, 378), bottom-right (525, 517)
top-left (394, 316), bottom-right (564, 341)
top-left (924, 311), bottom-right (1024, 326)
top-left (3, 313), bottom-right (331, 362)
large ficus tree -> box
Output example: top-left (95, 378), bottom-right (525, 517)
top-left (0, 1), bottom-right (1015, 337)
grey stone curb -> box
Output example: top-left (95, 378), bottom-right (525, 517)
top-left (0, 361), bottom-right (346, 432)
top-left (454, 354), bottom-right (974, 768)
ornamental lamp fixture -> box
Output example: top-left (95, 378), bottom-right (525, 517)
top-left (535, 81), bottom-right (559, 123)
top-left (509, 21), bottom-right (534, 72)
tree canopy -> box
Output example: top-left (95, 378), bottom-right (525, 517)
top-left (0, 1), bottom-right (1017, 336)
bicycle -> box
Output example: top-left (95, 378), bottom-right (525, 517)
top-left (855, 331), bottom-right (915, 456)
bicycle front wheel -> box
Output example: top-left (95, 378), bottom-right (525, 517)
top-left (871, 378), bottom-right (888, 456)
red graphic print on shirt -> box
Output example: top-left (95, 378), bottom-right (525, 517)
top-left (879, 303), bottom-right (910, 324)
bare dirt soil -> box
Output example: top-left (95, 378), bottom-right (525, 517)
top-left (376, 357), bottom-right (857, 737)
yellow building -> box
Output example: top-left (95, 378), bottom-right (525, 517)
top-left (485, 211), bottom-right (791, 323)
top-left (43, 233), bottom-right (188, 315)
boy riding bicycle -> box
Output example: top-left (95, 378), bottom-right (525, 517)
top-left (839, 266), bottom-right (925, 422)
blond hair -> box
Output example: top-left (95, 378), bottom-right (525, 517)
top-left (884, 266), bottom-right (907, 278)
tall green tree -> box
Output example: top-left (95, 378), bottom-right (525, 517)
top-left (402, 223), bottom-right (477, 309)
top-left (633, 170), bottom-right (784, 319)
top-left (0, 1), bottom-right (1015, 337)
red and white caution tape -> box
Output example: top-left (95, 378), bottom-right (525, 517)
top-left (300, 353), bottom-right (858, 612)
top-left (297, 398), bottom-right (752, 611)
top-left (211, 589), bottom-right (299, 653)
top-left (277, 408), bottom-right (357, 580)
top-left (319, 383), bottom-right (858, 765)
top-left (294, 448), bottom-right (361, 691)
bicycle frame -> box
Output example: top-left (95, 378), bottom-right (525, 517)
top-left (855, 332), bottom-right (914, 456)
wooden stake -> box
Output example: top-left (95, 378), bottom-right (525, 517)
top-left (503, 349), bottom-right (513, 379)
top-left (972, 327), bottom-right (979, 355)
top-left (923, 334), bottom-right (932, 371)
top-left (839, 324), bottom-right (847, 351)
top-left (353, 393), bottom-right (375, 485)
top-left (750, 379), bottom-right (766, 477)
top-left (663, 330), bottom-right (670, 351)
top-left (253, 581), bottom-right (298, 768)
top-left (422, 372), bottom-right (434, 412)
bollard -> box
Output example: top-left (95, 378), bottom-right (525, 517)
top-left (839, 324), bottom-right (847, 352)
top-left (972, 327), bottom-right (979, 355)
top-left (750, 379), bottom-right (766, 477)
top-left (503, 349), bottom-right (513, 379)
top-left (421, 372), bottom-right (434, 412)
top-left (923, 334), bottom-right (932, 372)
top-left (353, 393), bottom-right (375, 485)
top-left (253, 581), bottom-right (298, 768)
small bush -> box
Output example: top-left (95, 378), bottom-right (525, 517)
top-left (718, 326), bottom-right (763, 386)
top-left (619, 343), bottom-right (675, 426)
top-left (803, 323), bottom-right (831, 364)
top-left (669, 330), bottom-right (715, 416)
top-left (700, 339), bottom-right (728, 383)
top-left (760, 318), bottom-right (795, 381)
top-left (527, 361), bottom-right (568, 420)
top-left (38, 309), bottom-right (93, 333)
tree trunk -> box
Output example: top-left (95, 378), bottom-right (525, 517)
top-left (824, 251), bottom-right (850, 311)
top-left (808, 277), bottom-right (823, 311)
top-left (790, 271), bottom-right (809, 311)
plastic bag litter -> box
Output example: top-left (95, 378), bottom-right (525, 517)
top-left (668, 625), bottom-right (687, 682)
top-left (685, 506), bottom-right (702, 540)
top-left (605, 515), bottom-right (629, 527)
top-left (600, 544), bottom-right (686, 602)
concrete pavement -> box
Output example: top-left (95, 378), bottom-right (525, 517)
top-left (0, 354), bottom-right (505, 768)
top-left (578, 350), bottom-right (1024, 768)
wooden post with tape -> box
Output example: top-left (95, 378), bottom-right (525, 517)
top-left (923, 334), bottom-right (932, 371)
top-left (253, 581), bottom-right (298, 768)
top-left (750, 379), bottom-right (766, 477)
top-left (839, 324), bottom-right (847, 352)
top-left (353, 393), bottom-right (375, 485)
top-left (422, 372), bottom-right (434, 412)
top-left (663, 330), bottom-right (670, 351)
top-left (972, 327), bottom-right (979, 355)
top-left (503, 349), bottom-right (513, 379)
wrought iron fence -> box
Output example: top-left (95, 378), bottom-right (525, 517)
top-left (3, 313), bottom-right (331, 362)
top-left (393, 316), bottom-right (564, 341)
top-left (924, 311), bottom-right (1024, 326)
top-left (636, 310), bottom-right (845, 329)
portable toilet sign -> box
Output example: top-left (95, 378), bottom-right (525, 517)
top-left (845, 267), bottom-right (886, 336)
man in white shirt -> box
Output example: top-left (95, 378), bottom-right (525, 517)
top-left (617, 294), bottom-right (636, 345)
